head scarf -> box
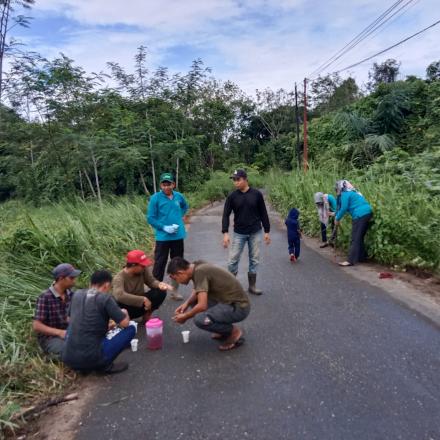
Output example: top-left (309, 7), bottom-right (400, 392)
top-left (335, 180), bottom-right (357, 196)
top-left (314, 192), bottom-right (330, 225)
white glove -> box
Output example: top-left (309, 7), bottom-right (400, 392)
top-left (163, 225), bottom-right (178, 234)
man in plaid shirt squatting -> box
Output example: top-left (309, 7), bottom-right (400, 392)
top-left (33, 263), bottom-right (81, 359)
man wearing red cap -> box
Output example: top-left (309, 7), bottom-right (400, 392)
top-left (112, 250), bottom-right (172, 321)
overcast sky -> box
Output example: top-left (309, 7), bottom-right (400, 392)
top-left (11, 0), bottom-right (440, 93)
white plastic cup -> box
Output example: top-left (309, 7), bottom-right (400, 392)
top-left (129, 321), bottom-right (138, 332)
top-left (181, 330), bottom-right (190, 343)
top-left (130, 338), bottom-right (139, 352)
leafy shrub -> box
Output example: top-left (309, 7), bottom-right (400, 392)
top-left (267, 164), bottom-right (440, 272)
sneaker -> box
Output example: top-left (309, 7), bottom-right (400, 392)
top-left (290, 254), bottom-right (296, 262)
top-left (103, 362), bottom-right (128, 375)
top-left (170, 292), bottom-right (184, 301)
top-left (320, 242), bottom-right (329, 248)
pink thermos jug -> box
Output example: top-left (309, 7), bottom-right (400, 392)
top-left (145, 318), bottom-right (163, 350)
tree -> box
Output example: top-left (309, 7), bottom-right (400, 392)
top-left (426, 61), bottom-right (440, 81)
top-left (310, 74), bottom-right (341, 112)
top-left (255, 88), bottom-right (294, 140)
top-left (0, 0), bottom-right (34, 102)
top-left (367, 58), bottom-right (400, 91)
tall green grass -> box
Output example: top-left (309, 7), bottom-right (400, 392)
top-left (267, 166), bottom-right (440, 272)
top-left (0, 196), bottom-right (153, 432)
top-left (0, 171), bottom-right (251, 432)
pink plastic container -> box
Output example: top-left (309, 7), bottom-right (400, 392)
top-left (145, 318), bottom-right (163, 350)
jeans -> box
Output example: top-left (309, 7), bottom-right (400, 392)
top-left (228, 230), bottom-right (262, 274)
top-left (39, 336), bottom-right (65, 359)
top-left (194, 302), bottom-right (250, 337)
top-left (348, 213), bottom-right (373, 264)
top-left (101, 325), bottom-right (136, 365)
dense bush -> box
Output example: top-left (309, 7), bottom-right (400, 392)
top-left (267, 164), bottom-right (440, 272)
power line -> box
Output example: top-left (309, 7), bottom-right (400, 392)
top-left (328, 0), bottom-right (420, 74)
top-left (332, 17), bottom-right (440, 75)
top-left (309, 0), bottom-right (407, 78)
top-left (310, 0), bottom-right (418, 79)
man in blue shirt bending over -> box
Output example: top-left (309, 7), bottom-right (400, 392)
top-left (147, 172), bottom-right (189, 300)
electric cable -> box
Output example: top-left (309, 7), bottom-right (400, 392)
top-left (310, 0), bottom-right (418, 79)
top-left (309, 0), bottom-right (407, 78)
top-left (332, 17), bottom-right (440, 74)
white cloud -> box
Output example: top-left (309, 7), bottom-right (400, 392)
top-left (14, 0), bottom-right (440, 94)
top-left (36, 0), bottom-right (241, 29)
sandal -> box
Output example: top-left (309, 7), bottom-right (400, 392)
top-left (218, 337), bottom-right (245, 351)
top-left (338, 261), bottom-right (353, 267)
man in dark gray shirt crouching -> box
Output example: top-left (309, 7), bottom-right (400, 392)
top-left (62, 270), bottom-right (135, 374)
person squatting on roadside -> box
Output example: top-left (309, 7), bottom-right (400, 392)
top-left (147, 172), bottom-right (189, 301)
top-left (112, 250), bottom-right (172, 321)
top-left (168, 257), bottom-right (250, 351)
top-left (334, 180), bottom-right (373, 267)
top-left (222, 169), bottom-right (270, 295)
top-left (285, 208), bottom-right (301, 262)
top-left (62, 270), bottom-right (135, 374)
top-left (33, 263), bottom-right (81, 359)
top-left (314, 192), bottom-right (337, 248)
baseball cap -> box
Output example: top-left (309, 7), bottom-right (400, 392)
top-left (52, 263), bottom-right (81, 279)
top-left (230, 169), bottom-right (247, 179)
top-left (126, 250), bottom-right (153, 267)
top-left (160, 172), bottom-right (174, 183)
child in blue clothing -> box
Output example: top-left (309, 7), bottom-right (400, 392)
top-left (285, 208), bottom-right (301, 262)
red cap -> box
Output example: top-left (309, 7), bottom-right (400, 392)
top-left (126, 250), bottom-right (152, 267)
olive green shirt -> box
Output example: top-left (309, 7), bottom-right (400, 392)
top-left (112, 267), bottom-right (160, 308)
top-left (192, 262), bottom-right (250, 308)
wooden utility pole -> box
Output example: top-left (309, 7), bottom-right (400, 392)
top-left (294, 83), bottom-right (301, 169)
top-left (303, 78), bottom-right (309, 172)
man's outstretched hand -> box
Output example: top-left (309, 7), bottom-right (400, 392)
top-left (172, 313), bottom-right (188, 324)
top-left (158, 281), bottom-right (173, 291)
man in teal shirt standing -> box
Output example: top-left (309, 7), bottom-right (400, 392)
top-left (147, 172), bottom-right (189, 300)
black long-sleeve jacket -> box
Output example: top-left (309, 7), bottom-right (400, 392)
top-left (222, 187), bottom-right (270, 235)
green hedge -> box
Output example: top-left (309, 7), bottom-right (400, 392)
top-left (267, 167), bottom-right (440, 272)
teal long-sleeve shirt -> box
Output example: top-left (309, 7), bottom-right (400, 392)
top-left (335, 191), bottom-right (372, 222)
top-left (327, 194), bottom-right (337, 212)
top-left (147, 190), bottom-right (189, 241)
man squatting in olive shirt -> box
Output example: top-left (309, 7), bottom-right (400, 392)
top-left (112, 250), bottom-right (172, 321)
top-left (168, 257), bottom-right (250, 351)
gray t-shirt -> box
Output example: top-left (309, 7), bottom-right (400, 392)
top-left (62, 288), bottom-right (125, 370)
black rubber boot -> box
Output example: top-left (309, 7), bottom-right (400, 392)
top-left (248, 273), bottom-right (262, 295)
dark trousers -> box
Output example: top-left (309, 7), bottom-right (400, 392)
top-left (348, 213), bottom-right (372, 264)
top-left (320, 217), bottom-right (335, 242)
top-left (117, 288), bottom-right (166, 319)
top-left (153, 239), bottom-right (184, 281)
top-left (288, 235), bottom-right (301, 258)
top-left (194, 302), bottom-right (250, 336)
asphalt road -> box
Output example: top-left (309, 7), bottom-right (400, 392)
top-left (76, 201), bottom-right (440, 440)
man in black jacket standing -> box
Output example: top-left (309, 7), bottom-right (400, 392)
top-left (222, 169), bottom-right (271, 295)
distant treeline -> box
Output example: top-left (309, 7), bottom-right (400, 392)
top-left (0, 49), bottom-right (439, 203)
